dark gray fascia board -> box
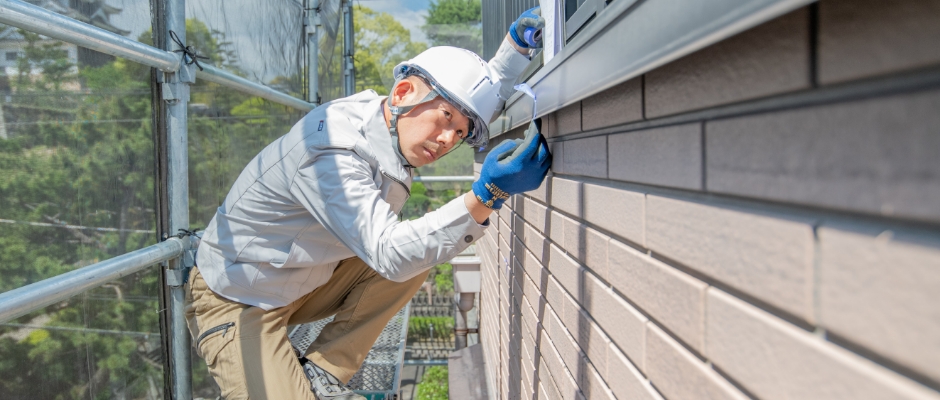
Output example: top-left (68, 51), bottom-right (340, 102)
top-left (488, 0), bottom-right (817, 137)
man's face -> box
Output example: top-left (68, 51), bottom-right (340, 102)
top-left (392, 78), bottom-right (471, 168)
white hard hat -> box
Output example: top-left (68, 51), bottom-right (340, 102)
top-left (390, 46), bottom-right (501, 148)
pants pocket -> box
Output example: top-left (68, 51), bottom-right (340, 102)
top-left (195, 322), bottom-right (236, 366)
top-left (196, 323), bottom-right (249, 399)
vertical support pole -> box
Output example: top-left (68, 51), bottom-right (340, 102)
top-left (455, 293), bottom-right (475, 350)
top-left (164, 0), bottom-right (193, 398)
top-left (343, 0), bottom-right (354, 96)
top-left (307, 0), bottom-right (320, 105)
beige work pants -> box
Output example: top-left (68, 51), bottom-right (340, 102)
top-left (185, 258), bottom-right (429, 400)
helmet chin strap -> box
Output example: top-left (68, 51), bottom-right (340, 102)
top-left (387, 90), bottom-right (439, 168)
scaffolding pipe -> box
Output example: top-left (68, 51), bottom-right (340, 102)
top-left (0, 0), bottom-right (179, 72)
top-left (454, 292), bottom-right (475, 349)
top-left (343, 0), bottom-right (354, 96)
top-left (306, 0), bottom-right (320, 105)
top-left (164, 0), bottom-right (193, 397)
top-left (0, 238), bottom-right (187, 324)
top-left (197, 66), bottom-right (315, 111)
top-left (0, 0), bottom-right (315, 112)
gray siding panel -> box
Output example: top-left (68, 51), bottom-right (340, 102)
top-left (818, 0), bottom-right (940, 84)
top-left (706, 89), bottom-right (940, 222)
top-left (645, 8), bottom-right (811, 118)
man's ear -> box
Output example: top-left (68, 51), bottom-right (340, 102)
top-left (390, 79), bottom-right (414, 107)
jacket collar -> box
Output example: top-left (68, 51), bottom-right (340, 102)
top-left (362, 95), bottom-right (413, 186)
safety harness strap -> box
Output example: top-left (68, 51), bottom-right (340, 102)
top-left (387, 90), bottom-right (439, 168)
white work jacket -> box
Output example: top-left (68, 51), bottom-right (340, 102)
top-left (195, 40), bottom-right (529, 310)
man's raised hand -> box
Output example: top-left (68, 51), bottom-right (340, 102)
top-left (472, 120), bottom-right (551, 210)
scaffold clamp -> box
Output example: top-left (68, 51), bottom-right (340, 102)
top-left (165, 268), bottom-right (188, 287)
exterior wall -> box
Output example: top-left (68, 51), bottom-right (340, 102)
top-left (477, 1), bottom-right (940, 399)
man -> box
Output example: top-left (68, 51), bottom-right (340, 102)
top-left (186, 7), bottom-right (549, 399)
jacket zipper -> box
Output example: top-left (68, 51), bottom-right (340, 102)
top-left (381, 170), bottom-right (411, 199)
top-left (195, 322), bottom-right (234, 348)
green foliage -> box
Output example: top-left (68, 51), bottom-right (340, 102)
top-left (408, 317), bottom-right (455, 342)
top-left (0, 21), bottom-right (165, 398)
top-left (433, 263), bottom-right (454, 294)
top-left (0, 17), bottom-right (300, 398)
top-left (415, 366), bottom-right (449, 400)
top-left (417, 143), bottom-right (474, 177)
top-left (13, 29), bottom-right (76, 91)
top-left (136, 19), bottom-right (236, 72)
top-left (402, 182), bottom-right (431, 219)
top-left (354, 7), bottom-right (428, 94)
top-left (426, 0), bottom-right (482, 25)
top-left (423, 0), bottom-right (483, 53)
top-left (316, 6), bottom-right (427, 102)
top-left (403, 146), bottom-right (475, 221)
top-left (185, 19), bottom-right (237, 70)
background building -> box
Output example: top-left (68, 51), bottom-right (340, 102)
top-left (0, 0), bottom-right (127, 75)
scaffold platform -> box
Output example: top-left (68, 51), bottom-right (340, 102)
top-left (289, 304), bottom-right (411, 400)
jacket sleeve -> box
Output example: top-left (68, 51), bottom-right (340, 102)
top-left (487, 37), bottom-right (533, 119)
top-left (289, 149), bottom-right (487, 282)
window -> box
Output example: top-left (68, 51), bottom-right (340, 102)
top-left (565, 0), bottom-right (607, 41)
top-left (6, 51), bottom-right (18, 61)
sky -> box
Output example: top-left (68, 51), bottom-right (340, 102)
top-left (358, 0), bottom-right (432, 44)
top-left (106, 0), bottom-right (435, 83)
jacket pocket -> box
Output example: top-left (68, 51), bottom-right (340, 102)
top-left (275, 240), bottom-right (324, 269)
top-left (195, 322), bottom-right (236, 366)
top-left (380, 169), bottom-right (410, 213)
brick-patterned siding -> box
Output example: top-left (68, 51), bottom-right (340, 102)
top-left (477, 2), bottom-right (940, 399)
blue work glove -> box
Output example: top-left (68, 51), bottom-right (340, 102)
top-left (473, 120), bottom-right (552, 209)
top-left (509, 6), bottom-right (545, 49)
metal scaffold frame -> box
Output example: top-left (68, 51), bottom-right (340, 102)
top-left (0, 0), bottom-right (317, 112)
top-left (0, 237), bottom-right (189, 324)
top-left (0, 0), bottom-right (336, 398)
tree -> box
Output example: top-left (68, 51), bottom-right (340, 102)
top-left (136, 19), bottom-right (236, 72)
top-left (402, 182), bottom-right (432, 220)
top-left (422, 0), bottom-right (483, 53)
top-left (317, 6), bottom-right (427, 102)
top-left (13, 30), bottom-right (76, 91)
top-left (0, 26), bottom-right (163, 399)
top-left (354, 6), bottom-right (428, 94)
top-left (0, 17), bottom-right (297, 398)
top-left (415, 366), bottom-right (449, 400)
top-left (181, 18), bottom-right (304, 229)
top-left (432, 263), bottom-right (454, 294)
